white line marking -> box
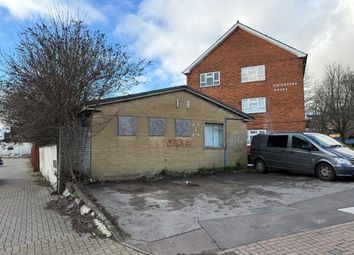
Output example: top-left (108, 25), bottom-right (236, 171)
top-left (338, 207), bottom-right (354, 214)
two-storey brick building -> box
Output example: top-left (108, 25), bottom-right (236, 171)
top-left (184, 22), bottom-right (307, 145)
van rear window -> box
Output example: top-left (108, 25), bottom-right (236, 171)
top-left (267, 135), bottom-right (288, 148)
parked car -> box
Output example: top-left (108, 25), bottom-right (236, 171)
top-left (0, 157), bottom-right (3, 166)
top-left (250, 132), bottom-right (354, 181)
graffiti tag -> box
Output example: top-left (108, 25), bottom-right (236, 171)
top-left (167, 139), bottom-right (192, 148)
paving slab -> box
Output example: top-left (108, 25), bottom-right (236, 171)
top-left (139, 229), bottom-right (219, 255)
top-left (0, 159), bottom-right (143, 255)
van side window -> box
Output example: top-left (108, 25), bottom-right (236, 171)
top-left (292, 136), bottom-right (319, 151)
top-left (267, 135), bottom-right (288, 148)
top-left (292, 136), bottom-right (310, 150)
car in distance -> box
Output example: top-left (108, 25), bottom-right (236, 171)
top-left (0, 157), bottom-right (3, 166)
top-left (250, 132), bottom-right (354, 181)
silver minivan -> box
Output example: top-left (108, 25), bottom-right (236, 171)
top-left (250, 132), bottom-right (354, 181)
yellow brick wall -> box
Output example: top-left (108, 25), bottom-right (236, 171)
top-left (90, 90), bottom-right (247, 179)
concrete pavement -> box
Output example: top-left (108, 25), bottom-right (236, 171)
top-left (86, 172), bottom-right (354, 255)
top-left (0, 158), bottom-right (144, 255)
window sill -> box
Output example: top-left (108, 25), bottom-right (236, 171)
top-left (200, 84), bottom-right (220, 88)
top-left (241, 79), bottom-right (266, 84)
top-left (243, 112), bottom-right (267, 115)
top-left (204, 146), bottom-right (225, 150)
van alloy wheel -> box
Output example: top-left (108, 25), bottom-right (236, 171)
top-left (255, 159), bottom-right (267, 174)
top-left (316, 163), bottom-right (335, 181)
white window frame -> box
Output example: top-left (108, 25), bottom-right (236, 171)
top-left (200, 71), bottom-right (220, 87)
top-left (247, 130), bottom-right (266, 146)
top-left (242, 97), bottom-right (266, 114)
top-left (204, 123), bottom-right (224, 148)
top-left (241, 65), bottom-right (265, 83)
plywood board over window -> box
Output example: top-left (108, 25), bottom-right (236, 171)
top-left (149, 118), bottom-right (165, 136)
top-left (118, 116), bottom-right (137, 136)
top-left (176, 119), bottom-right (190, 137)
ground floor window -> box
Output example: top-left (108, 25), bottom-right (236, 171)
top-left (118, 116), bottom-right (137, 136)
top-left (176, 119), bottom-right (191, 137)
top-left (247, 130), bottom-right (266, 145)
top-left (204, 123), bottom-right (224, 148)
top-left (149, 118), bottom-right (165, 136)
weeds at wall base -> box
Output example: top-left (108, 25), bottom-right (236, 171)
top-left (136, 164), bottom-right (249, 183)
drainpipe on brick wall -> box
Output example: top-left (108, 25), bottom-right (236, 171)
top-left (223, 118), bottom-right (248, 168)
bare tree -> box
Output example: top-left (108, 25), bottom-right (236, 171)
top-left (0, 12), bottom-right (150, 190)
top-left (308, 64), bottom-right (354, 141)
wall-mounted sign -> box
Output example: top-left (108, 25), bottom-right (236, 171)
top-left (273, 82), bottom-right (298, 92)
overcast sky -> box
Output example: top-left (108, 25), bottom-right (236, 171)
top-left (0, 0), bottom-right (353, 94)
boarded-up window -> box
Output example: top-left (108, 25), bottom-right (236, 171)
top-left (118, 116), bottom-right (137, 136)
top-left (150, 118), bottom-right (165, 136)
top-left (176, 119), bottom-right (190, 137)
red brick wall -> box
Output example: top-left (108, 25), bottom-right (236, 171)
top-left (186, 28), bottom-right (306, 133)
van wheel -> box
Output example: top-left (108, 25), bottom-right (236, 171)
top-left (316, 163), bottom-right (335, 181)
top-left (254, 159), bottom-right (267, 174)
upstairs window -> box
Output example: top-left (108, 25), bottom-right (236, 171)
top-left (242, 97), bottom-right (266, 113)
top-left (200, 71), bottom-right (220, 87)
top-left (241, 65), bottom-right (265, 83)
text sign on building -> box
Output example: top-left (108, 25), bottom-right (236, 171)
top-left (273, 82), bottom-right (298, 92)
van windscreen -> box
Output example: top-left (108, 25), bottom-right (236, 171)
top-left (267, 135), bottom-right (288, 148)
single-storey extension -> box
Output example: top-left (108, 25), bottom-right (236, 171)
top-left (86, 85), bottom-right (252, 180)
